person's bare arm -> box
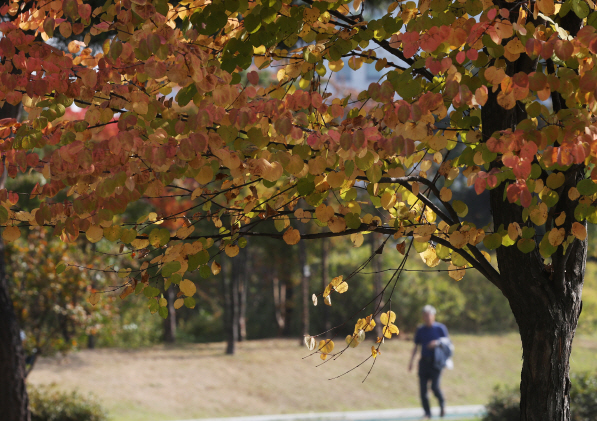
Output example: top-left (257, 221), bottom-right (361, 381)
top-left (408, 344), bottom-right (419, 372)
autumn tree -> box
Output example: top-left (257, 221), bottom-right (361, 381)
top-left (2, 0), bottom-right (597, 420)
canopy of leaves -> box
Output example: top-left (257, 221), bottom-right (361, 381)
top-left (1, 0), bottom-right (596, 360)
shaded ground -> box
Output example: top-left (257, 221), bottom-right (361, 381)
top-left (27, 334), bottom-right (597, 421)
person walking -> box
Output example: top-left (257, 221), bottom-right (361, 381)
top-left (408, 305), bottom-right (451, 419)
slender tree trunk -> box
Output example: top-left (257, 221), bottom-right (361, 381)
top-left (163, 286), bottom-right (176, 344)
top-left (482, 42), bottom-right (585, 419)
top-left (224, 259), bottom-right (239, 354)
top-left (299, 225), bottom-right (310, 341)
top-left (321, 237), bottom-right (331, 337)
top-left (0, 102), bottom-right (29, 421)
top-left (370, 232), bottom-right (383, 339)
top-left (273, 273), bottom-right (286, 336)
top-left (237, 248), bottom-right (247, 341)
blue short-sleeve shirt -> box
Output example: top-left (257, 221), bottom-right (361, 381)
top-left (414, 322), bottom-right (449, 359)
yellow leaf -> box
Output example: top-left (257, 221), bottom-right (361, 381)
top-left (176, 225), bottom-right (195, 240)
top-left (389, 324), bottom-right (399, 334)
top-left (179, 279), bottom-right (197, 297)
top-left (383, 326), bottom-right (393, 339)
top-left (331, 275), bottom-right (343, 287)
top-left (572, 222), bottom-right (587, 241)
top-left (548, 227), bottom-right (565, 247)
top-left (371, 346), bottom-right (379, 358)
top-left (2, 226), bottom-right (21, 242)
top-left (537, 0), bottom-right (555, 15)
top-left (86, 225), bottom-right (104, 243)
top-left (324, 295), bottom-right (332, 306)
top-left (345, 335), bottom-right (359, 348)
top-left (440, 187), bottom-right (452, 201)
top-left (569, 187), bottom-right (580, 201)
top-left (448, 231), bottom-right (467, 249)
top-left (335, 281), bottom-right (348, 294)
top-left (315, 204), bottom-right (334, 223)
top-left (555, 212), bottom-right (566, 227)
top-left (211, 261), bottom-right (221, 275)
top-left (380, 310), bottom-right (397, 325)
top-left (159, 297), bottom-right (167, 307)
top-left (351, 232), bottom-right (364, 247)
top-left (88, 292), bottom-right (100, 306)
top-left (328, 216), bottom-right (347, 233)
top-left (448, 264), bottom-right (466, 281)
top-left (174, 298), bottom-right (184, 309)
top-left (283, 227), bottom-right (301, 245)
top-left (318, 339), bottom-right (334, 354)
top-left (225, 244), bottom-right (239, 257)
top-left (420, 246), bottom-right (440, 267)
top-left (508, 222), bottom-right (521, 241)
top-left (329, 60), bottom-right (344, 72)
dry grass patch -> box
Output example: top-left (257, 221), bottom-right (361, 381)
top-left (27, 333), bottom-right (597, 421)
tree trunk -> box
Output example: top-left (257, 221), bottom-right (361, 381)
top-left (224, 259), bottom-right (239, 355)
top-left (370, 232), bottom-right (384, 339)
top-left (299, 225), bottom-right (310, 341)
top-left (237, 248), bottom-right (247, 342)
top-left (163, 286), bottom-right (176, 344)
top-left (273, 274), bottom-right (286, 336)
top-left (321, 237), bottom-right (331, 337)
top-left (0, 102), bottom-right (29, 421)
top-left (482, 47), bottom-right (586, 419)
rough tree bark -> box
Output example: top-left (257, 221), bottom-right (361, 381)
top-left (0, 102), bottom-right (29, 421)
top-left (482, 7), bottom-right (585, 415)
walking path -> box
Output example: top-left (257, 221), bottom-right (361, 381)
top-left (176, 405), bottom-right (486, 421)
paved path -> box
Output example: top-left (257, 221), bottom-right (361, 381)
top-left (176, 405), bottom-right (486, 421)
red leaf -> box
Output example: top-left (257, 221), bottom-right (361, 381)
top-left (456, 50), bottom-right (466, 64)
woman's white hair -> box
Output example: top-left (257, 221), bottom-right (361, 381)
top-left (422, 305), bottom-right (436, 315)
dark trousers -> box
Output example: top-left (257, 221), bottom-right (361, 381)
top-left (418, 358), bottom-right (445, 417)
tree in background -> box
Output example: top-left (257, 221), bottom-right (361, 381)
top-left (7, 229), bottom-right (120, 371)
top-left (2, 0), bottom-right (597, 420)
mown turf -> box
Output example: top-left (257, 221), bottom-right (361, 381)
top-left (27, 333), bottom-right (597, 421)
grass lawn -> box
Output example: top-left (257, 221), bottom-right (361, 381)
top-left (27, 333), bottom-right (597, 421)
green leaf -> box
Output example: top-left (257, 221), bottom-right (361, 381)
top-left (144, 286), bottom-right (160, 298)
top-left (199, 265), bottom-right (212, 278)
top-left (184, 296), bottom-right (196, 308)
top-left (148, 298), bottom-right (159, 314)
top-left (572, 0), bottom-right (589, 18)
top-left (158, 306), bottom-right (168, 319)
top-left (176, 83), bottom-right (198, 107)
top-left (483, 233), bottom-right (502, 250)
top-left (345, 213), bottom-right (361, 229)
top-left (577, 179), bottom-right (597, 196)
top-left (355, 151), bottom-right (374, 171)
top-left (56, 262), bottom-right (67, 274)
top-left (149, 228), bottom-right (170, 248)
top-left (517, 238), bottom-right (535, 253)
top-left (366, 165), bottom-right (382, 183)
top-left (120, 228), bottom-right (137, 244)
top-left (414, 240), bottom-right (428, 253)
top-left (297, 178), bottom-right (315, 196)
top-left (452, 201), bottom-right (468, 217)
top-left (162, 261), bottom-right (182, 277)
